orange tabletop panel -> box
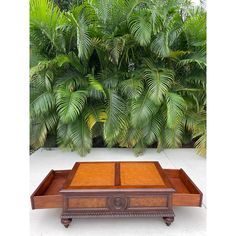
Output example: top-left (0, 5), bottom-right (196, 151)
top-left (70, 163), bottom-right (115, 187)
top-left (120, 162), bottom-right (165, 186)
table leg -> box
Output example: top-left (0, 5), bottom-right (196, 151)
top-left (163, 216), bottom-right (174, 226)
top-left (61, 218), bottom-right (72, 228)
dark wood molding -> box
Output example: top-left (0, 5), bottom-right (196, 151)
top-left (115, 162), bottom-right (120, 186)
top-left (62, 163), bottom-right (80, 189)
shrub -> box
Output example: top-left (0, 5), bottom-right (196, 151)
top-left (30, 0), bottom-right (206, 156)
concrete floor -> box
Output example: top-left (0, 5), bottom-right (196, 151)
top-left (30, 148), bottom-right (206, 236)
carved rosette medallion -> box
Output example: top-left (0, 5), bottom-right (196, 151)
top-left (107, 195), bottom-right (128, 211)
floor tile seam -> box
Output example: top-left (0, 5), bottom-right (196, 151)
top-left (162, 150), bottom-right (177, 168)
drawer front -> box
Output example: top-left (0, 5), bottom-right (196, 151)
top-left (172, 193), bottom-right (202, 206)
top-left (33, 195), bottom-right (63, 209)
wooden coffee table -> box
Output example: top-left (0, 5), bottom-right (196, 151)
top-left (31, 161), bottom-right (202, 227)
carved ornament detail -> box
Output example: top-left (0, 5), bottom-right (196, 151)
top-left (107, 195), bottom-right (128, 211)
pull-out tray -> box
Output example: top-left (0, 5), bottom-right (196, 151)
top-left (31, 170), bottom-right (70, 209)
top-left (164, 169), bottom-right (202, 207)
top-left (31, 168), bottom-right (202, 209)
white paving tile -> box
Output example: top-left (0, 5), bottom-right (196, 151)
top-left (30, 148), bottom-right (206, 236)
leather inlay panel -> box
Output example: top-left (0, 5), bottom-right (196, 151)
top-left (68, 197), bottom-right (107, 208)
top-left (120, 163), bottom-right (165, 186)
top-left (130, 196), bottom-right (167, 207)
top-left (70, 163), bottom-right (115, 187)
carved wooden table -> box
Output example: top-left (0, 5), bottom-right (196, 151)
top-left (31, 161), bottom-right (202, 228)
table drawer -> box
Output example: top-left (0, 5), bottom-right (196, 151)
top-left (31, 170), bottom-right (70, 209)
top-left (164, 169), bottom-right (203, 207)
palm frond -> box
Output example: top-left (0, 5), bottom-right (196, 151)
top-left (66, 7), bottom-right (92, 59)
top-left (131, 92), bottom-right (158, 128)
top-left (150, 32), bottom-right (170, 57)
top-left (84, 105), bottom-right (107, 130)
top-left (166, 92), bottom-right (186, 128)
top-left (128, 9), bottom-right (152, 46)
top-left (87, 74), bottom-right (106, 98)
top-left (178, 49), bottom-right (206, 69)
top-left (145, 68), bottom-right (174, 104)
top-left (88, 0), bottom-right (111, 24)
top-left (56, 88), bottom-right (87, 124)
top-left (57, 116), bottom-right (92, 156)
top-left (31, 91), bottom-right (55, 117)
top-left (119, 75), bottom-right (144, 99)
top-left (57, 121), bottom-right (74, 149)
top-left (30, 0), bottom-right (67, 55)
top-left (67, 51), bottom-right (87, 73)
top-left (133, 139), bottom-right (145, 156)
top-left (164, 124), bottom-right (184, 148)
top-left (107, 37), bottom-right (126, 65)
top-left (150, 12), bottom-right (184, 58)
top-left (70, 116), bottom-right (92, 156)
top-left (194, 132), bottom-right (206, 156)
top-left (183, 9), bottom-right (206, 48)
top-left (103, 90), bottom-right (128, 146)
top-left (30, 121), bottom-right (47, 149)
top-left (55, 72), bottom-right (87, 91)
top-left (30, 112), bottom-right (58, 149)
top-left (142, 115), bottom-right (161, 145)
top-left (185, 110), bottom-right (206, 156)
top-left (119, 126), bottom-right (142, 148)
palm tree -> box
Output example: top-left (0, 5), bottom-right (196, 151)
top-left (30, 0), bottom-right (206, 156)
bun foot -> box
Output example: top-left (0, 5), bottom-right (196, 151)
top-left (163, 216), bottom-right (174, 226)
top-left (61, 218), bottom-right (72, 228)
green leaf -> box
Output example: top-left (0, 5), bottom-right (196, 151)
top-left (56, 88), bottom-right (87, 124)
top-left (30, 113), bottom-right (58, 149)
top-left (128, 9), bottom-right (152, 46)
top-left (88, 74), bottom-right (106, 98)
top-left (70, 116), bottom-right (92, 156)
top-left (107, 37), bottom-right (126, 65)
top-left (183, 9), bottom-right (206, 48)
top-left (119, 126), bottom-right (142, 148)
top-left (30, 122), bottom-right (47, 149)
top-left (164, 124), bottom-right (184, 148)
top-left (194, 132), bottom-right (206, 157)
top-left (103, 90), bottom-right (128, 146)
top-left (145, 68), bottom-right (174, 104)
top-left (57, 122), bottom-right (73, 148)
top-left (142, 115), bottom-right (162, 145)
top-left (150, 32), bottom-right (170, 57)
top-left (67, 9), bottom-right (92, 59)
top-left (84, 105), bottom-right (107, 130)
top-left (185, 110), bottom-right (206, 157)
top-left (57, 116), bottom-right (92, 156)
top-left (133, 139), bottom-right (145, 156)
top-left (178, 49), bottom-right (206, 69)
top-left (166, 92), bottom-right (186, 128)
top-left (30, 0), bottom-right (67, 54)
top-left (31, 91), bottom-right (55, 117)
top-left (119, 76), bottom-right (144, 99)
top-left (131, 92), bottom-right (158, 127)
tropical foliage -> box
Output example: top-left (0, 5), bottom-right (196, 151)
top-left (30, 0), bottom-right (206, 156)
